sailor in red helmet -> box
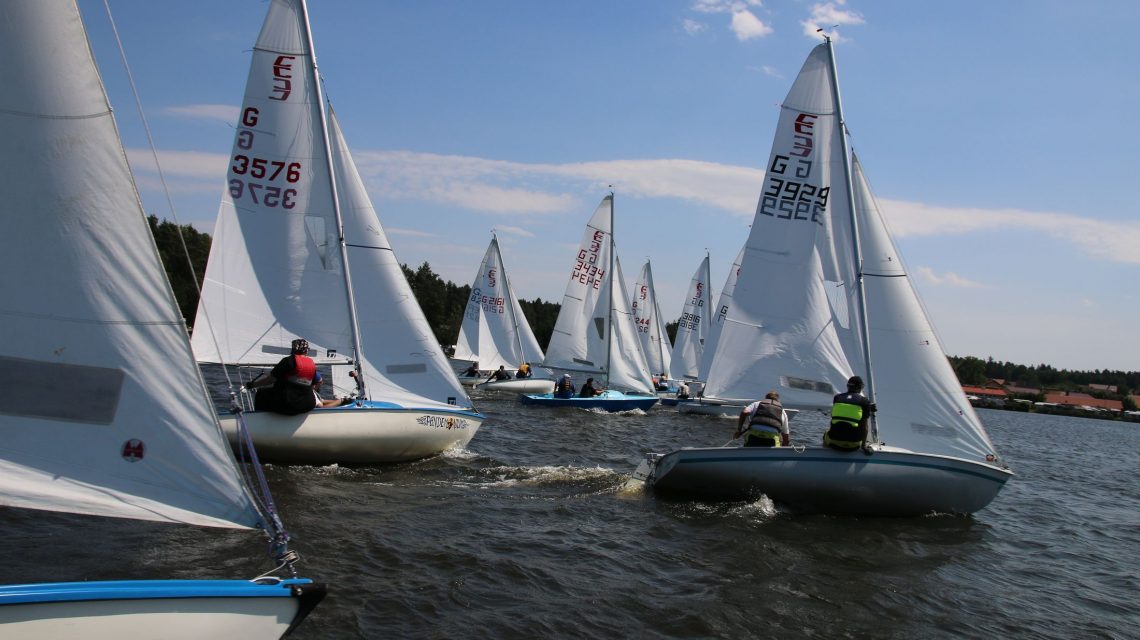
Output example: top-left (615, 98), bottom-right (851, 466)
top-left (244, 338), bottom-right (318, 415)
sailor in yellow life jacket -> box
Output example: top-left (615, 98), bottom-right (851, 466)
top-left (824, 375), bottom-right (876, 451)
top-left (733, 391), bottom-right (790, 447)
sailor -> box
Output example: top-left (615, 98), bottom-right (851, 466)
top-left (516, 362), bottom-right (532, 378)
top-left (578, 377), bottom-right (603, 398)
top-left (676, 381), bottom-right (690, 400)
top-left (462, 361), bottom-right (480, 377)
top-left (245, 338), bottom-right (318, 415)
top-left (487, 365), bottom-right (512, 382)
top-left (733, 391), bottom-right (790, 447)
top-left (553, 373), bottom-right (575, 398)
top-left (824, 375), bottom-right (876, 452)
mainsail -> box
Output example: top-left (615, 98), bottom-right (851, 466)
top-left (454, 234), bottom-right (545, 371)
top-left (631, 260), bottom-right (673, 377)
top-left (668, 253), bottom-right (713, 381)
top-left (699, 45), bottom-right (855, 409)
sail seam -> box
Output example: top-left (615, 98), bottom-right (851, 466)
top-left (0, 107), bottom-right (110, 120)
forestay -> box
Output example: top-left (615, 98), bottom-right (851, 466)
top-left (631, 260), bottom-right (673, 377)
top-left (699, 45), bottom-right (855, 409)
top-left (454, 235), bottom-right (545, 371)
top-left (0, 0), bottom-right (261, 529)
top-left (669, 254), bottom-right (712, 381)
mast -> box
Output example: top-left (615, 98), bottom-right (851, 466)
top-left (604, 192), bottom-right (615, 388)
top-left (702, 249), bottom-right (711, 367)
top-left (299, 0), bottom-right (367, 397)
top-left (825, 35), bottom-right (876, 441)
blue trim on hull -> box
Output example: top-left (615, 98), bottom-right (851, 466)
top-left (519, 392), bottom-right (659, 412)
top-left (0, 578), bottom-right (317, 605)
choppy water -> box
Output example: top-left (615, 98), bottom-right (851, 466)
top-left (3, 386), bottom-right (1137, 639)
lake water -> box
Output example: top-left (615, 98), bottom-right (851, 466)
top-left (3, 392), bottom-right (1137, 639)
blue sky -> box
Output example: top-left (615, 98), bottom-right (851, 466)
top-left (79, 0), bottom-right (1140, 372)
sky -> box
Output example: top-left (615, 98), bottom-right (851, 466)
top-left (77, 0), bottom-right (1140, 373)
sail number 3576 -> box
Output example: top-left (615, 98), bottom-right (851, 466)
top-left (228, 156), bottom-right (301, 209)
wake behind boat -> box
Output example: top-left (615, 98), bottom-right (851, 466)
top-left (635, 38), bottom-right (1012, 516)
top-left (191, 0), bottom-right (483, 464)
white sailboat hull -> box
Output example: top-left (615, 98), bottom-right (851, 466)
top-left (0, 579), bottom-right (323, 640)
top-left (474, 378), bottom-right (556, 394)
top-left (635, 445), bottom-right (1012, 516)
top-left (220, 404), bottom-right (483, 465)
top-left (676, 398), bottom-right (745, 416)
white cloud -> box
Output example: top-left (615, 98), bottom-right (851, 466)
top-left (681, 19), bottom-right (707, 36)
top-left (802, 1), bottom-right (865, 41)
top-left (162, 104), bottom-right (240, 123)
top-left (386, 227), bottom-right (435, 238)
top-left (916, 267), bottom-right (988, 289)
top-left (127, 146), bottom-right (1140, 266)
top-left (730, 10), bottom-right (773, 40)
top-left (759, 65), bottom-right (782, 78)
top-left (492, 225), bottom-right (535, 238)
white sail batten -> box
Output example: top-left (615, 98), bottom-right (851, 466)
top-left (669, 254), bottom-right (713, 381)
top-left (328, 111), bottom-right (473, 409)
top-left (631, 261), bottom-right (672, 377)
top-left (700, 44), bottom-right (855, 409)
top-left (697, 245), bottom-right (745, 381)
top-left (850, 156), bottom-right (997, 460)
top-left (454, 236), bottom-right (544, 371)
top-left (191, 0), bottom-right (354, 368)
top-left (0, 1), bottom-right (260, 529)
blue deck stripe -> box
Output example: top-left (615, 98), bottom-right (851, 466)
top-left (0, 579), bottom-right (313, 605)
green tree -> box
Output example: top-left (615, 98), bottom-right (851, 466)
top-left (147, 215), bottom-right (210, 325)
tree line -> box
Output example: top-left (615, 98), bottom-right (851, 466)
top-left (150, 217), bottom-right (1134, 397)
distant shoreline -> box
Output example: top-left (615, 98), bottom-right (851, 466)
top-left (973, 399), bottom-right (1140, 424)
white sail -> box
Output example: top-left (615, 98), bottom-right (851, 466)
top-left (328, 110), bottom-right (473, 410)
top-left (631, 260), bottom-right (673, 377)
top-left (542, 196), bottom-right (653, 394)
top-left (850, 155), bottom-right (998, 460)
top-left (454, 235), bottom-right (545, 371)
top-left (668, 254), bottom-right (713, 381)
top-left (697, 245), bottom-right (745, 381)
top-left (191, 0), bottom-right (354, 369)
top-left (608, 256), bottom-right (656, 394)
top-left (700, 44), bottom-right (855, 409)
top-left (0, 0), bottom-right (261, 529)
top-left (543, 197), bottom-right (615, 375)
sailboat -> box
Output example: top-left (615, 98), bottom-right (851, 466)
top-left (0, 1), bottom-right (324, 634)
top-left (520, 196), bottom-right (659, 412)
top-left (668, 252), bottom-right (713, 385)
top-left (631, 259), bottom-right (676, 404)
top-left (634, 39), bottom-right (1012, 516)
top-left (455, 234), bottom-right (554, 393)
top-left (676, 245), bottom-right (752, 415)
top-left (190, 0), bottom-right (483, 465)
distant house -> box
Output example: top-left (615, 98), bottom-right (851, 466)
top-left (962, 385), bottom-right (1007, 399)
top-left (1003, 385), bottom-right (1040, 396)
top-left (1043, 391), bottom-right (1122, 412)
top-left (1087, 383), bottom-right (1118, 393)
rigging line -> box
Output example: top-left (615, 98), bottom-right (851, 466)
top-left (100, 0), bottom-right (238, 396)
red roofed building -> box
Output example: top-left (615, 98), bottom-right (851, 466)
top-left (1043, 392), bottom-right (1122, 412)
top-left (962, 385), bottom-right (1008, 399)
